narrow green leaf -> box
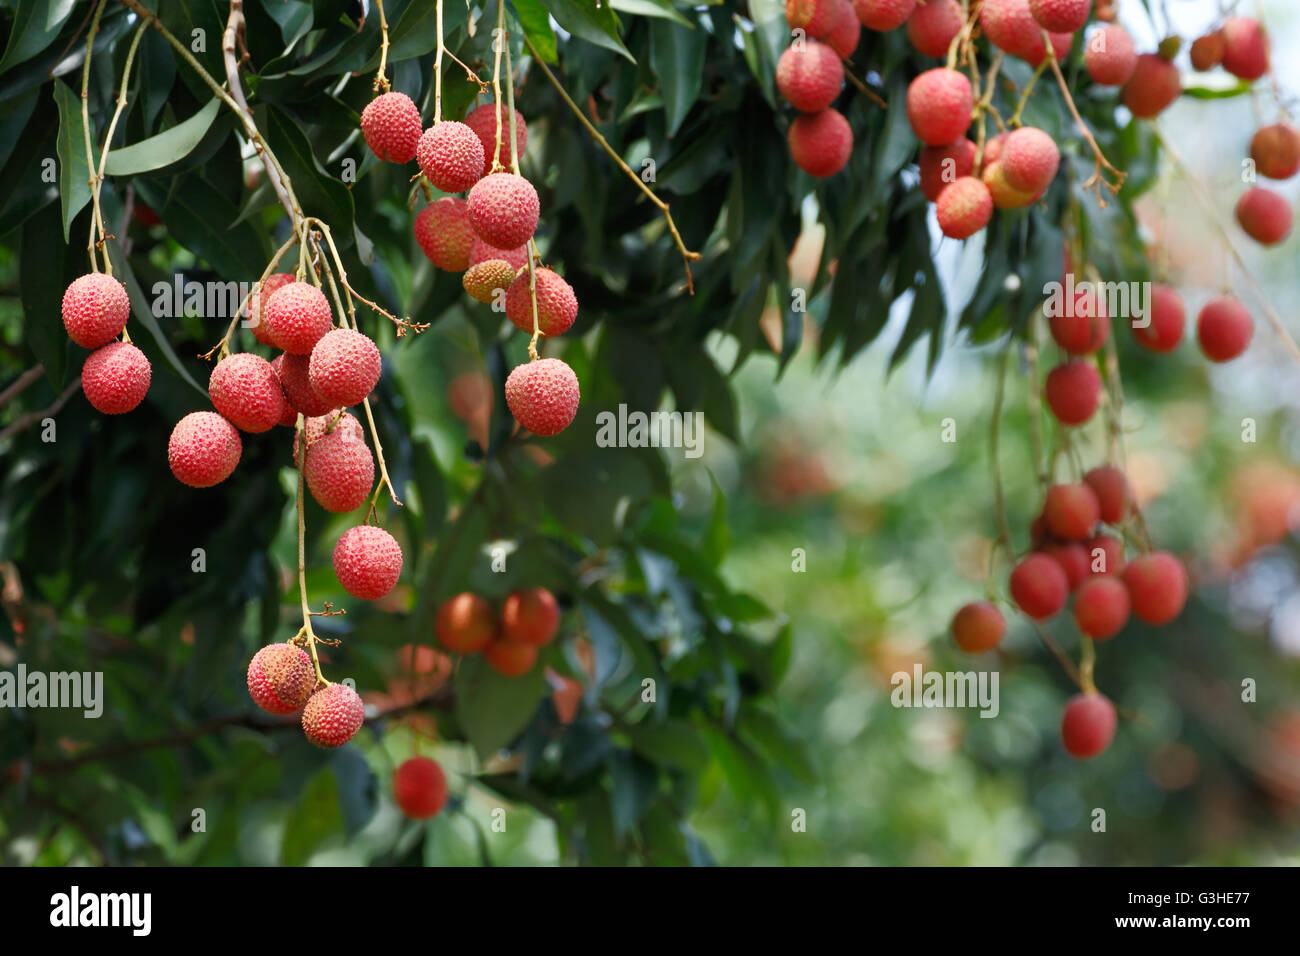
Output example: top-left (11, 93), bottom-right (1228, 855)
top-left (648, 20), bottom-right (706, 136)
top-left (511, 0), bottom-right (558, 63)
top-left (53, 79), bottom-right (90, 242)
top-left (455, 655), bottom-right (547, 760)
top-left (104, 98), bottom-right (222, 176)
top-left (0, 0), bottom-right (78, 73)
top-left (610, 0), bottom-right (693, 27)
top-left (545, 0), bottom-right (634, 62)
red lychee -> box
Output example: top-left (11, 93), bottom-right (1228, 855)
top-left (501, 588), bottom-right (561, 647)
top-left (906, 68), bottom-right (973, 146)
top-left (1083, 465), bottom-right (1128, 524)
top-left (906, 0), bottom-right (962, 58)
top-left (417, 120), bottom-right (485, 194)
top-left (309, 328), bottom-right (382, 407)
top-left (1009, 552), bottom-right (1070, 620)
top-left (62, 273), bottom-right (130, 349)
top-left (1043, 482), bottom-right (1101, 540)
top-left (776, 40), bottom-right (844, 113)
top-left (950, 601), bottom-right (1006, 653)
top-left (1085, 24), bottom-right (1137, 86)
top-left (1220, 17), bottom-right (1269, 81)
top-left (414, 197), bottom-right (475, 272)
top-left (1122, 551), bottom-right (1187, 625)
top-left (1087, 534), bottom-right (1125, 576)
top-left (1028, 0), bottom-right (1090, 33)
top-left (1043, 541), bottom-right (1089, 590)
top-left (854, 0), bottom-right (915, 31)
top-left (333, 524), bottom-right (403, 601)
top-left (1196, 296), bottom-right (1253, 363)
top-left (505, 358), bottom-right (580, 437)
top-left (1189, 31), bottom-right (1225, 71)
top-left (393, 756), bottom-right (448, 819)
top-left (360, 91), bottom-right (422, 164)
top-left (469, 237), bottom-right (529, 271)
top-left (1061, 693), bottom-right (1117, 758)
top-left (484, 639), bottom-right (538, 677)
top-left (263, 281), bottom-right (333, 355)
top-left (273, 352), bottom-right (333, 418)
top-left (1048, 287), bottom-right (1109, 355)
top-left (301, 683), bottom-right (366, 748)
top-left (1235, 187), bottom-right (1292, 246)
top-left (786, 0), bottom-right (837, 38)
top-left (505, 268), bottom-right (578, 337)
top-left (980, 0), bottom-right (1073, 66)
top-left (247, 642), bottom-right (317, 715)
top-left (209, 352), bottom-right (286, 433)
top-left (1001, 126), bottom-right (1060, 195)
top-left (1121, 54), bottom-right (1181, 118)
top-left (436, 592), bottom-right (497, 653)
top-left (789, 108), bottom-right (853, 178)
top-left (1131, 283), bottom-right (1185, 353)
top-left (1044, 359), bottom-right (1101, 425)
top-left (294, 410), bottom-right (363, 467)
top-left (467, 172), bottom-right (540, 249)
top-left (935, 176), bottom-right (993, 239)
top-left (1073, 576), bottom-right (1130, 640)
top-left (304, 429), bottom-right (374, 512)
top-left (982, 162), bottom-right (1036, 209)
top-left (825, 0), bottom-right (861, 59)
top-left (247, 272), bottom-right (295, 347)
top-left (1250, 123), bottom-right (1300, 180)
top-left (919, 138), bottom-right (976, 202)
top-left (168, 411), bottom-right (241, 488)
top-left (81, 341), bottom-right (151, 415)
top-left (464, 103), bottom-right (528, 177)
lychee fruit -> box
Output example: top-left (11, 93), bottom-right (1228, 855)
top-left (825, 0), bottom-right (861, 59)
top-left (980, 0), bottom-right (1073, 66)
top-left (333, 524), bottom-right (403, 601)
top-left (62, 273), bottom-right (130, 349)
top-left (294, 410), bottom-right (363, 467)
top-left (304, 429), bottom-right (374, 512)
top-left (209, 352), bottom-right (286, 433)
top-left (1073, 576), bottom-right (1130, 640)
top-left (414, 197), bottom-right (475, 272)
top-left (263, 281), bottom-right (333, 355)
top-left (273, 352), bottom-right (333, 418)
top-left (393, 756), bottom-right (448, 819)
top-left (1084, 24), bottom-right (1137, 86)
top-left (950, 601), bottom-right (1005, 653)
top-left (247, 272), bottom-right (295, 347)
top-left (168, 411), bottom-right (241, 487)
top-left (919, 138), bottom-right (976, 202)
top-left (1083, 465), bottom-right (1128, 524)
top-left (435, 592), bottom-right (497, 653)
top-left (81, 341), bottom-right (151, 415)
top-left (1121, 54), bottom-right (1181, 118)
top-left (484, 639), bottom-right (538, 677)
top-left (1049, 287), bottom-right (1109, 355)
top-left (906, 0), bottom-right (963, 58)
top-left (906, 68), bottom-right (973, 146)
top-left (1189, 30), bottom-right (1225, 71)
top-left (469, 237), bottom-right (529, 271)
top-left (416, 120), bottom-right (485, 194)
top-left (1061, 693), bottom-right (1117, 758)
top-left (1220, 16), bottom-right (1269, 81)
top-left (981, 162), bottom-right (1036, 208)
top-left (786, 0), bottom-right (837, 38)
top-left (1009, 552), bottom-right (1070, 619)
top-left (1001, 126), bottom-right (1060, 195)
top-left (301, 683), bottom-right (366, 748)
top-left (1250, 123), bottom-right (1300, 180)
top-left (1028, 0), bottom-right (1090, 33)
top-left (1044, 359), bottom-right (1101, 425)
top-left (247, 642), bottom-right (317, 715)
top-left (1043, 541), bottom-right (1090, 590)
top-left (1121, 551), bottom-right (1187, 624)
top-left (308, 328), bottom-right (381, 407)
top-left (1043, 482), bottom-right (1101, 539)
top-left (467, 172), bottom-right (540, 249)
top-left (854, 0), bottom-right (915, 31)
top-left (775, 40), bottom-right (844, 113)
top-left (1131, 283), bottom-right (1185, 353)
top-left (1196, 295), bottom-right (1253, 363)
top-left (935, 177), bottom-right (993, 240)
top-left (1235, 187), bottom-right (1293, 246)
top-left (360, 91), bottom-right (422, 164)
top-left (501, 587), bottom-right (560, 646)
top-left (464, 103), bottom-right (528, 176)
top-left (505, 268), bottom-right (578, 337)
top-left (1087, 534), bottom-right (1125, 576)
top-left (463, 260), bottom-right (518, 303)
top-left (504, 357), bottom-right (580, 437)
top-left (788, 108), bottom-right (853, 178)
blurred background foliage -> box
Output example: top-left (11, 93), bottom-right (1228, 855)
top-left (0, 0), bottom-right (1298, 865)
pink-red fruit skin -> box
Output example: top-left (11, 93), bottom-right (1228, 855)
top-left (1073, 576), bottom-right (1130, 640)
top-left (248, 273), bottom-right (295, 346)
top-left (1121, 54), bottom-right (1180, 118)
top-left (467, 173), bottom-right (540, 249)
top-left (1028, 0), bottom-right (1090, 33)
top-left (1061, 693), bottom-right (1117, 758)
top-left (301, 683), bottom-right (365, 748)
top-left (1132, 284), bottom-right (1185, 353)
top-left (906, 68), bottom-right (973, 146)
top-left (854, 0), bottom-right (914, 31)
top-left (775, 41), bottom-right (844, 113)
top-left (1085, 24), bottom-right (1137, 86)
top-left (826, 0), bottom-right (861, 59)
top-left (360, 92), bottom-right (422, 164)
top-left (247, 643), bottom-right (317, 715)
top-left (501, 588), bottom-right (561, 647)
top-left (463, 104), bottom-right (528, 177)
top-left (484, 639), bottom-right (538, 677)
top-left (1044, 360), bottom-right (1101, 425)
top-left (1001, 127), bottom-right (1060, 195)
top-left (1235, 188), bottom-right (1293, 246)
top-left (981, 0), bottom-right (1074, 66)
top-left (1083, 465), bottom-right (1128, 524)
top-left (1043, 483), bottom-right (1100, 540)
top-left (436, 593), bottom-right (497, 653)
top-left (209, 352), bottom-right (286, 433)
top-left (505, 358), bottom-right (580, 437)
top-left (168, 411), bottom-right (242, 488)
top-left (417, 121), bottom-right (485, 194)
top-left (1220, 17), bottom-right (1269, 81)
top-left (394, 757), bottom-right (448, 819)
top-left (1049, 289), bottom-right (1109, 355)
top-left (789, 109), bottom-right (853, 178)
top-left (333, 525), bottom-right (403, 601)
top-left (304, 430), bottom-right (374, 513)
top-left (273, 352), bottom-right (333, 418)
top-left (1122, 551), bottom-right (1188, 625)
top-left (263, 282), bottom-right (333, 355)
top-left (1196, 296), bottom-right (1253, 363)
top-left (919, 139), bottom-right (976, 202)
top-left (1250, 124), bottom-right (1300, 180)
top-left (82, 342), bottom-right (151, 414)
top-left (951, 601), bottom-right (1005, 653)
top-left (786, 0), bottom-right (837, 38)
top-left (906, 0), bottom-right (962, 58)
top-left (62, 273), bottom-right (130, 349)
top-left (414, 197), bottom-right (475, 271)
top-left (1009, 553), bottom-right (1070, 619)
top-left (505, 268), bottom-right (578, 337)
top-left (309, 328), bottom-right (382, 407)
top-left (935, 177), bottom-right (993, 239)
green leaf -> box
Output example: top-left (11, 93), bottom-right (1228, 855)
top-left (19, 202), bottom-right (69, 387)
top-left (608, 750), bottom-right (658, 837)
top-left (545, 0), bottom-right (634, 62)
top-left (104, 97), bottom-right (222, 176)
top-left (511, 0), bottom-right (558, 63)
top-left (281, 767), bottom-right (343, 866)
top-left (611, 0), bottom-right (693, 27)
top-left (133, 177), bottom-right (269, 280)
top-left (700, 472), bottom-right (728, 566)
top-left (627, 719), bottom-right (710, 772)
top-left (264, 105), bottom-right (355, 243)
top-left (648, 20), bottom-right (706, 137)
top-left (455, 654), bottom-right (547, 760)
top-left (53, 79), bottom-right (90, 242)
top-left (736, 706), bottom-right (817, 785)
top-left (0, 0), bottom-right (78, 73)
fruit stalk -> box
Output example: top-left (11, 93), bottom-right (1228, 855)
top-left (80, 0), bottom-right (111, 273)
top-left (294, 415), bottom-right (327, 685)
top-left (201, 234), bottom-right (300, 361)
top-left (373, 0), bottom-right (391, 93)
top-left (1040, 29), bottom-right (1125, 201)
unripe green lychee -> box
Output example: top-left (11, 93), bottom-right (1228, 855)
top-left (305, 429), bottom-right (374, 512)
top-left (417, 120), bottom-right (485, 194)
top-left (825, 0), bottom-right (860, 59)
top-left (62, 273), bottom-right (130, 349)
top-left (1189, 30), bottom-right (1225, 71)
top-left (1083, 465), bottom-right (1129, 524)
top-left (263, 281), bottom-right (333, 355)
top-left (505, 268), bottom-right (578, 337)
top-left (1029, 0), bottom-right (1090, 33)
top-left (786, 0), bottom-right (837, 38)
top-left (464, 103), bottom-right (528, 177)
top-left (293, 410), bottom-right (363, 467)
top-left (308, 328), bottom-right (381, 407)
top-left (919, 138), bottom-right (976, 202)
top-left (436, 592), bottom-right (497, 653)
top-left (247, 642), bottom-right (317, 715)
top-left (273, 352), bottom-right (333, 418)
top-left (333, 524), bottom-right (403, 601)
top-left (1250, 123), bottom-right (1300, 180)
top-left (360, 91), bottom-right (422, 163)
top-left (1220, 16), bottom-right (1269, 81)
top-left (1122, 551), bottom-right (1188, 625)
top-left (209, 352), bottom-right (286, 433)
top-left (950, 601), bottom-right (1005, 653)
top-left (775, 40), bottom-right (844, 113)
top-left (467, 172), bottom-right (540, 249)
top-left (484, 639), bottom-right (538, 677)
top-left (501, 588), bottom-right (560, 646)
top-left (788, 108), bottom-right (853, 178)
top-left (462, 259), bottom-right (517, 303)
top-left (1196, 295), bottom-right (1253, 362)
top-left (301, 683), bottom-right (366, 748)
top-left (1009, 552), bottom-right (1069, 619)
top-left (168, 411), bottom-right (242, 487)
top-left (1061, 693), bottom-right (1117, 758)
top-left (1043, 482), bottom-right (1101, 539)
top-left (505, 357), bottom-right (580, 437)
top-left (1235, 187), bottom-right (1293, 246)
top-left (393, 756), bottom-right (448, 819)
top-left (906, 68), bottom-right (973, 146)
top-left (935, 176), bottom-right (993, 240)
top-left (1121, 53), bottom-right (1181, 118)
top-left (1084, 24), bottom-right (1137, 85)
top-left (1131, 283), bottom-right (1185, 353)
top-left (1001, 126), bottom-right (1060, 194)
top-left (81, 341), bottom-right (151, 415)
top-left (414, 197), bottom-right (474, 272)
top-left (906, 0), bottom-right (962, 58)
top-left (469, 237), bottom-right (529, 270)
top-left (1044, 359), bottom-right (1101, 425)
top-left (854, 0), bottom-right (915, 31)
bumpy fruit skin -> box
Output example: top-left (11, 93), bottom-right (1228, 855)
top-left (854, 0), bottom-right (914, 31)
top-left (1061, 693), bottom-right (1117, 758)
top-left (981, 0), bottom-right (1073, 66)
top-left (469, 237), bottom-right (529, 270)
top-left (294, 410), bottom-right (363, 467)
top-left (1250, 123), bottom-right (1300, 180)
top-left (1043, 482), bottom-right (1101, 540)
top-left (1001, 127), bottom-right (1060, 194)
top-left (263, 282), bottom-right (333, 355)
top-left (919, 139), bottom-right (976, 202)
top-left (505, 268), bottom-right (578, 337)
top-left (1122, 551), bottom-right (1188, 625)
top-left (775, 41), bottom-right (843, 113)
top-left (168, 411), bottom-right (241, 487)
top-left (414, 197), bottom-right (475, 271)
top-left (301, 683), bottom-right (366, 748)
top-left (1121, 54), bottom-right (1181, 118)
top-left (463, 260), bottom-right (518, 303)
top-left (360, 91), bottom-right (422, 163)
top-left (247, 643), bottom-right (317, 715)
top-left (935, 177), bottom-right (993, 240)
top-left (1028, 0), bottom-right (1090, 33)
top-left (209, 352), bottom-right (286, 433)
top-left (1074, 576), bottom-right (1130, 640)
top-left (1196, 296), bottom-right (1253, 363)
top-left (1220, 17), bottom-right (1269, 81)
top-left (484, 640), bottom-right (538, 677)
top-left (1132, 283), bottom-right (1185, 353)
top-left (1043, 541), bottom-right (1089, 590)
top-left (1049, 288), bottom-right (1109, 355)
top-left (309, 328), bottom-right (382, 407)
top-left (505, 358), bottom-right (580, 437)
top-left (1083, 465), bottom-right (1128, 524)
top-left (333, 525), bottom-right (403, 600)
top-left (786, 0), bottom-right (837, 37)
top-left (788, 108), bottom-right (853, 177)
top-left (906, 68), bottom-right (973, 146)
top-left (273, 352), bottom-right (333, 418)
top-left (906, 0), bottom-right (962, 58)
top-left (1044, 359), bottom-right (1101, 425)
top-left (81, 342), bottom-right (151, 415)
top-left (1009, 553), bottom-right (1069, 620)
top-left (247, 272), bottom-right (295, 347)
top-left (1189, 31), bottom-right (1225, 71)
top-left (393, 757), bottom-right (448, 820)
top-left (436, 593), bottom-right (497, 653)
top-left (464, 103), bottom-right (528, 177)
top-left (417, 121), bottom-right (485, 194)
top-left (825, 0), bottom-right (860, 59)
top-left (467, 173), bottom-right (540, 249)
top-left (1085, 24), bottom-right (1137, 85)
top-left (501, 588), bottom-right (561, 646)
top-left (305, 429), bottom-right (374, 512)
top-left (1235, 187), bottom-right (1293, 246)
top-left (62, 273), bottom-right (130, 349)
top-left (1088, 534), bottom-right (1125, 576)
top-left (951, 601), bottom-right (1005, 653)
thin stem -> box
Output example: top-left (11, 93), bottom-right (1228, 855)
top-left (1032, 621), bottom-right (1084, 689)
top-left (1042, 30), bottom-right (1126, 202)
top-left (1009, 57), bottom-right (1049, 128)
top-left (1078, 636), bottom-right (1097, 694)
top-left (373, 0), bottom-right (391, 92)
top-left (489, 2), bottom-right (506, 172)
top-left (843, 69), bottom-right (886, 109)
top-left (81, 0), bottom-right (110, 273)
top-left (295, 413), bottom-right (326, 686)
top-left (989, 341), bottom-right (1015, 554)
top-left (307, 216), bottom-right (426, 336)
top-left (432, 0), bottom-right (444, 120)
top-left (201, 234), bottom-right (300, 361)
